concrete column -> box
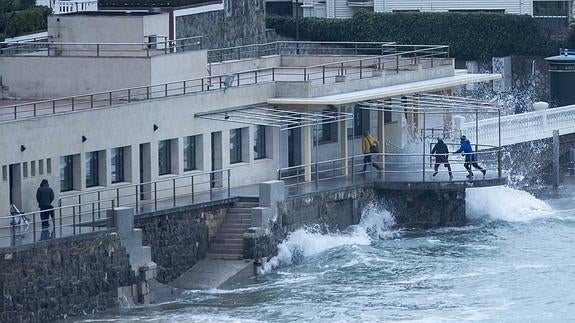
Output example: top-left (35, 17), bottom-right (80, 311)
top-left (339, 106), bottom-right (349, 176)
top-left (303, 125), bottom-right (312, 181)
top-left (377, 109), bottom-right (385, 170)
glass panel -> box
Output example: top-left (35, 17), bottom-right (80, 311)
top-left (230, 129), bottom-right (242, 164)
top-left (184, 136), bottom-right (197, 171)
top-left (158, 140), bottom-right (172, 175)
top-left (60, 155), bottom-right (73, 192)
top-left (85, 152), bottom-right (99, 187)
top-left (111, 147), bottom-right (125, 183)
top-left (254, 126), bottom-right (266, 160)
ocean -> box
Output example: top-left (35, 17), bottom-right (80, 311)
top-left (78, 185), bottom-right (575, 322)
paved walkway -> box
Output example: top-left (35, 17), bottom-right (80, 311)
top-left (169, 259), bottom-right (252, 290)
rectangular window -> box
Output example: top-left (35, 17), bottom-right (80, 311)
top-left (111, 147), bottom-right (125, 183)
top-left (158, 140), bottom-right (172, 175)
top-left (39, 160), bottom-right (44, 175)
top-left (230, 128), bottom-right (243, 164)
top-left (2, 165), bottom-right (7, 181)
top-left (31, 161), bottom-right (36, 177)
top-left (85, 151), bottom-right (100, 187)
top-left (60, 155), bottom-right (74, 192)
top-left (47, 158), bottom-right (52, 174)
top-left (254, 126), bottom-right (266, 160)
top-left (22, 162), bottom-right (28, 178)
top-left (183, 136), bottom-right (197, 171)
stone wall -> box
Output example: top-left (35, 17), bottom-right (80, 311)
top-left (176, 0), bottom-right (267, 50)
top-left (0, 231), bottom-right (138, 322)
top-left (375, 188), bottom-right (466, 228)
top-left (134, 199), bottom-right (234, 283)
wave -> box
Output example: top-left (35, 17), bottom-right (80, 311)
top-left (264, 203), bottom-right (396, 272)
top-left (466, 186), bottom-right (552, 222)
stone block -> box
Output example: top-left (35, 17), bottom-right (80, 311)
top-left (251, 207), bottom-right (272, 230)
top-left (259, 180), bottom-right (285, 208)
top-left (112, 207), bottom-right (135, 237)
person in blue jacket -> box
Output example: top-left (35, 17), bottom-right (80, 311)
top-left (455, 135), bottom-right (486, 179)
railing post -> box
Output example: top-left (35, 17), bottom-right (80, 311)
top-left (92, 203), bottom-right (95, 232)
top-left (272, 68), bottom-right (275, 81)
top-left (422, 108), bottom-right (426, 182)
top-left (96, 44), bottom-right (100, 57)
top-left (33, 103), bottom-right (37, 117)
top-left (359, 60), bottom-right (363, 79)
top-left (475, 109), bottom-right (479, 152)
top-left (109, 91), bottom-right (112, 106)
top-left (146, 86), bottom-right (150, 100)
top-left (227, 169), bottom-right (231, 197)
top-left (164, 84), bottom-right (168, 97)
top-left (90, 95), bottom-right (94, 108)
top-left (33, 213), bottom-right (36, 242)
top-left (303, 67), bottom-right (307, 81)
top-left (72, 206), bottom-right (76, 235)
top-left (116, 188), bottom-right (120, 207)
top-left (59, 207), bottom-right (63, 238)
top-left (52, 100), bottom-right (56, 114)
top-left (255, 70), bottom-right (258, 84)
top-left (183, 80), bottom-right (187, 94)
top-left (323, 65), bottom-right (326, 84)
top-left (498, 109), bottom-right (502, 178)
top-left (201, 78), bottom-right (204, 91)
top-left (154, 182), bottom-right (157, 211)
top-left (135, 186), bottom-right (139, 211)
top-left (396, 55), bottom-right (399, 74)
top-left (13, 106), bottom-right (16, 120)
top-left (173, 178), bottom-right (176, 207)
top-left (128, 89), bottom-right (131, 103)
top-left (71, 97), bottom-right (75, 111)
top-left (191, 176), bottom-right (194, 204)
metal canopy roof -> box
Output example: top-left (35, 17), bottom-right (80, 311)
top-left (195, 105), bottom-right (354, 130)
top-left (358, 93), bottom-right (500, 114)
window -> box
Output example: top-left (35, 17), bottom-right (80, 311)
top-left (46, 158), bottom-right (52, 174)
top-left (31, 161), bottom-right (36, 177)
top-left (60, 155), bottom-right (74, 192)
top-left (254, 126), bottom-right (266, 160)
top-left (533, 1), bottom-right (570, 16)
top-left (2, 165), bottom-right (6, 181)
top-left (183, 136), bottom-right (198, 171)
top-left (39, 160), bottom-right (44, 175)
top-left (22, 162), bottom-right (28, 178)
top-left (111, 147), bottom-right (125, 183)
top-left (158, 140), bottom-right (172, 175)
top-left (85, 151), bottom-right (100, 187)
top-left (230, 128), bottom-right (243, 164)
top-left (350, 106), bottom-right (370, 136)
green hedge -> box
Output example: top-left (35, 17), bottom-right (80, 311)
top-left (267, 10), bottom-right (554, 60)
top-left (0, 6), bottom-right (51, 42)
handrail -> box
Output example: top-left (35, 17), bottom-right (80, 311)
top-left (0, 199), bottom-right (115, 247)
top-left (0, 36), bottom-right (203, 57)
top-left (0, 41), bottom-right (452, 123)
top-left (58, 168), bottom-right (232, 214)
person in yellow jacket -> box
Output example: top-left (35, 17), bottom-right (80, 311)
top-left (361, 131), bottom-right (382, 172)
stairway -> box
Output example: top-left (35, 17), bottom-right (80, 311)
top-left (207, 198), bottom-right (259, 260)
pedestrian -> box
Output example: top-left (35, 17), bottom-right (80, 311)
top-left (454, 135), bottom-right (486, 179)
top-left (431, 138), bottom-right (453, 180)
top-left (361, 131), bottom-right (382, 172)
top-left (36, 179), bottom-right (54, 228)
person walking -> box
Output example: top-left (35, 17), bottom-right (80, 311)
top-left (454, 135), bottom-right (486, 179)
top-left (431, 138), bottom-right (453, 180)
top-left (36, 179), bottom-right (55, 228)
top-left (362, 131), bottom-right (382, 172)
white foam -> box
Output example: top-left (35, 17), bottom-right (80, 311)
top-left (264, 204), bottom-right (395, 272)
top-left (466, 186), bottom-right (552, 222)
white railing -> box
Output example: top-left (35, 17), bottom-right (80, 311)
top-left (53, 0), bottom-right (98, 14)
top-left (461, 104), bottom-right (575, 147)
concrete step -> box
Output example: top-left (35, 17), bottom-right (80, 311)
top-left (223, 219), bottom-right (252, 225)
top-left (219, 223), bottom-right (251, 229)
top-left (206, 253), bottom-right (243, 260)
top-left (216, 232), bottom-right (244, 239)
top-left (213, 237), bottom-right (244, 244)
top-left (218, 228), bottom-right (248, 234)
top-left (210, 245), bottom-right (243, 253)
top-left (227, 209), bottom-right (252, 214)
top-left (233, 202), bottom-right (259, 207)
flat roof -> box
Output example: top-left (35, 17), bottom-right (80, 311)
top-left (267, 73), bottom-right (502, 106)
top-left (61, 11), bottom-right (162, 16)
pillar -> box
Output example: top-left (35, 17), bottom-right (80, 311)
top-left (377, 109), bottom-right (385, 171)
top-left (340, 106), bottom-right (349, 176)
top-left (303, 125), bottom-right (312, 181)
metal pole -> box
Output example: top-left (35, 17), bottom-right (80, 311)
top-left (475, 109), bottom-right (479, 152)
top-left (352, 109), bottom-right (355, 183)
top-left (498, 109), bottom-right (502, 178)
top-left (422, 108), bottom-right (426, 181)
top-left (191, 176), bottom-right (194, 204)
top-left (315, 122), bottom-right (320, 190)
top-left (227, 169), bottom-right (231, 197)
top-left (173, 178), bottom-right (176, 207)
top-left (553, 130), bottom-right (560, 188)
top-left (154, 182), bottom-right (157, 211)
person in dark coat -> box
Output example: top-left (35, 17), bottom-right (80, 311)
top-left (431, 138), bottom-right (453, 179)
top-left (36, 179), bottom-right (55, 228)
top-left (454, 135), bottom-right (486, 179)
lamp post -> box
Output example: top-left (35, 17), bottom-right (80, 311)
top-left (294, 0), bottom-right (300, 41)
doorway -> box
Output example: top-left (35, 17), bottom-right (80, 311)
top-left (9, 164), bottom-right (22, 210)
top-left (288, 128), bottom-right (302, 167)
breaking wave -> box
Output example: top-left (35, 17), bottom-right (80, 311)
top-left (466, 186), bottom-right (552, 222)
top-left (264, 203), bottom-right (396, 272)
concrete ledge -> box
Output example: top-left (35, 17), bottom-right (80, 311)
top-left (374, 177), bottom-right (507, 191)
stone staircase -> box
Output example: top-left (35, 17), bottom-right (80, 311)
top-left (207, 198), bottom-right (259, 260)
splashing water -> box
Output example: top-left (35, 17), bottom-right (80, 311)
top-left (264, 204), bottom-right (396, 272)
top-left (466, 186), bottom-right (552, 222)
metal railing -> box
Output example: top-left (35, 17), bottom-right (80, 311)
top-left (0, 42), bottom-right (451, 123)
top-left (207, 41), bottom-right (398, 63)
top-left (0, 36), bottom-right (203, 57)
top-left (0, 199), bottom-right (115, 247)
top-left (278, 145), bottom-right (503, 190)
top-left (58, 169), bottom-right (232, 214)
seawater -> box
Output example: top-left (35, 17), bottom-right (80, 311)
top-left (79, 186), bottom-right (575, 322)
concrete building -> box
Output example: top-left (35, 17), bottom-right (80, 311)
top-left (0, 8), bottom-right (502, 232)
top-left (275, 0), bottom-right (574, 19)
top-left (37, 0), bottom-right (99, 14)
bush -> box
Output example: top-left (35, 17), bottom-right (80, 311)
top-left (267, 10), bottom-right (550, 60)
top-left (1, 6), bottom-right (51, 39)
